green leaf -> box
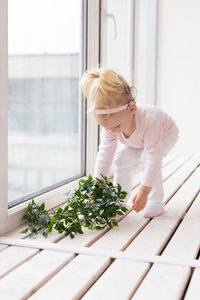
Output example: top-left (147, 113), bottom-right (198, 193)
top-left (117, 183), bottom-right (122, 191)
top-left (42, 231), bottom-right (48, 238)
top-left (27, 202), bottom-right (32, 213)
top-left (121, 207), bottom-right (128, 212)
top-left (46, 227), bottom-right (52, 234)
top-left (112, 220), bottom-right (119, 227)
top-left (120, 191), bottom-right (128, 199)
top-left (29, 226), bottom-right (37, 233)
top-left (50, 216), bottom-right (56, 225)
top-left (39, 202), bottom-right (45, 211)
top-left (88, 174), bottom-right (93, 181)
top-left (20, 228), bottom-right (28, 233)
top-left (29, 232), bottom-right (37, 238)
top-left (95, 225), bottom-right (105, 230)
top-left (21, 214), bottom-right (28, 221)
top-left (77, 228), bottom-right (84, 234)
top-left (100, 209), bottom-right (104, 215)
top-left (116, 210), bottom-right (124, 215)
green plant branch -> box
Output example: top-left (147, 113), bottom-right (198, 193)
top-left (21, 174), bottom-right (128, 239)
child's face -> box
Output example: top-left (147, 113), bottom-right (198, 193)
top-left (94, 106), bottom-right (136, 134)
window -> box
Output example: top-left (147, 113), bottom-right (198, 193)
top-left (0, 0), bottom-right (100, 235)
top-left (8, 0), bottom-right (85, 207)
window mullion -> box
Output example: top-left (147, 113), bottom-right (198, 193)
top-left (85, 0), bottom-right (100, 176)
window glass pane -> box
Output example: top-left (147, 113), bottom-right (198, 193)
top-left (8, 0), bottom-right (84, 205)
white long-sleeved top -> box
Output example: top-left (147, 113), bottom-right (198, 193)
top-left (94, 104), bottom-right (179, 187)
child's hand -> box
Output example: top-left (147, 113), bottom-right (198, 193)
top-left (132, 185), bottom-right (152, 212)
top-left (132, 190), bottom-right (148, 212)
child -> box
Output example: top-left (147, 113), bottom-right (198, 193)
top-left (81, 68), bottom-right (179, 218)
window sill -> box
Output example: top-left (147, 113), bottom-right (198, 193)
top-left (0, 176), bottom-right (87, 236)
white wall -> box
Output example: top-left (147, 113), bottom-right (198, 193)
top-left (157, 0), bottom-right (200, 153)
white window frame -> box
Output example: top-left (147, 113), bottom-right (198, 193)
top-left (86, 0), bottom-right (100, 176)
top-left (0, 0), bottom-right (100, 235)
top-left (134, 0), bottom-right (158, 105)
top-left (0, 0), bottom-right (8, 225)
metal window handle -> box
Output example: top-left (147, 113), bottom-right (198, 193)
top-left (102, 10), bottom-right (117, 39)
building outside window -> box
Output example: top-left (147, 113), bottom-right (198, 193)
top-left (8, 0), bottom-right (85, 207)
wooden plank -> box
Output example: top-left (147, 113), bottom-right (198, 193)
top-left (0, 187), bottom-right (130, 280)
top-left (0, 217), bottom-right (31, 251)
top-left (162, 154), bottom-right (191, 182)
top-left (1, 156), bottom-right (143, 282)
top-left (184, 263), bottom-right (200, 299)
top-left (0, 155), bottom-right (194, 298)
top-left (0, 201), bottom-right (75, 279)
top-left (0, 186), bottom-right (134, 298)
top-left (132, 192), bottom-right (200, 299)
top-left (28, 212), bottom-right (149, 299)
top-left (0, 246), bottom-right (39, 279)
top-left (0, 154), bottom-right (197, 299)
top-left (28, 157), bottom-right (199, 299)
top-left (162, 155), bottom-right (199, 205)
top-left (81, 164), bottom-right (200, 299)
top-left (0, 203), bottom-right (149, 299)
top-left (0, 205), bottom-right (130, 281)
top-left (162, 151), bottom-right (180, 166)
top-left (0, 244), bottom-right (7, 251)
top-left (0, 250), bottom-right (74, 300)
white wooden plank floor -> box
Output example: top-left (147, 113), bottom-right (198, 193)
top-left (0, 152), bottom-right (199, 300)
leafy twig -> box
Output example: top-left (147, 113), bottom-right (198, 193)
top-left (21, 174), bottom-right (128, 239)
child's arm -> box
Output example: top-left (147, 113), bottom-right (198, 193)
top-left (132, 120), bottom-right (163, 212)
top-left (141, 119), bottom-right (163, 187)
top-left (94, 128), bottom-right (118, 178)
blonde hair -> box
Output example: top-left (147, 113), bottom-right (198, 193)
top-left (81, 68), bottom-right (137, 115)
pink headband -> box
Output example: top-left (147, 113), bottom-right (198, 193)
top-left (94, 99), bottom-right (136, 115)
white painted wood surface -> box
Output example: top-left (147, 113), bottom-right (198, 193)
top-left (184, 264), bottom-right (200, 300)
top-left (30, 156), bottom-right (200, 299)
top-left (0, 0), bottom-right (8, 223)
top-left (0, 154), bottom-right (199, 300)
top-left (82, 164), bottom-right (200, 300)
top-left (132, 174), bottom-right (200, 299)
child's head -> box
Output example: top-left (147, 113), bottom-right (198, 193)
top-left (81, 68), bottom-right (137, 133)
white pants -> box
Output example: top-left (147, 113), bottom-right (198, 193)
top-left (113, 128), bottom-right (179, 206)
